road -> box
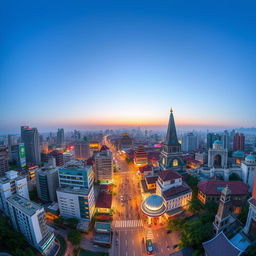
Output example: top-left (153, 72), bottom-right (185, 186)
top-left (104, 136), bottom-right (180, 256)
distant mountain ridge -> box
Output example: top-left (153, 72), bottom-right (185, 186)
top-left (236, 127), bottom-right (256, 135)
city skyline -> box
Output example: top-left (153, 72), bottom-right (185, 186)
top-left (1, 1), bottom-right (256, 133)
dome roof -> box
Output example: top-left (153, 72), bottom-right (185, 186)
top-left (245, 154), bottom-right (255, 161)
top-left (213, 140), bottom-right (222, 145)
top-left (145, 195), bottom-right (163, 210)
top-left (141, 194), bottom-right (166, 217)
top-left (232, 151), bottom-right (245, 158)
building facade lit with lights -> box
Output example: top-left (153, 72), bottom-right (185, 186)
top-left (134, 145), bottom-right (148, 166)
top-left (141, 194), bottom-right (166, 225)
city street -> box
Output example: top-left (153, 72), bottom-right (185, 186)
top-left (105, 137), bottom-right (180, 256)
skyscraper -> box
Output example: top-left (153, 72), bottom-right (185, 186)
top-left (94, 146), bottom-right (113, 183)
top-left (56, 128), bottom-right (65, 148)
top-left (181, 133), bottom-right (198, 152)
top-left (0, 146), bottom-right (9, 176)
top-left (74, 137), bottom-right (90, 160)
top-left (21, 126), bottom-right (41, 165)
top-left (233, 133), bottom-right (245, 151)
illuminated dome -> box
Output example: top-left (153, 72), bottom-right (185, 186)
top-left (232, 151), bottom-right (245, 158)
top-left (245, 154), bottom-right (256, 165)
top-left (141, 194), bottom-right (166, 217)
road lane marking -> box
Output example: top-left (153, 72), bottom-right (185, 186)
top-left (112, 220), bottom-right (144, 229)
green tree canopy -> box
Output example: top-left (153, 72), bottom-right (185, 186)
top-left (68, 230), bottom-right (82, 245)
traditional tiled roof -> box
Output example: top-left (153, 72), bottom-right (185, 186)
top-left (100, 145), bottom-right (109, 151)
top-left (203, 232), bottom-right (242, 256)
top-left (162, 183), bottom-right (191, 200)
top-left (95, 192), bottom-right (112, 209)
top-left (139, 165), bottom-right (152, 173)
top-left (145, 176), bottom-right (158, 184)
top-left (197, 181), bottom-right (248, 196)
top-left (248, 197), bottom-right (256, 207)
top-left (159, 170), bottom-right (181, 181)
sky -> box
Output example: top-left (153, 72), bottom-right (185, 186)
top-left (1, 0), bottom-right (256, 133)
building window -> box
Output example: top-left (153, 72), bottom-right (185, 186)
top-left (173, 159), bottom-right (178, 167)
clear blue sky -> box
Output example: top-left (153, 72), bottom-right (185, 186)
top-left (1, 0), bottom-right (256, 133)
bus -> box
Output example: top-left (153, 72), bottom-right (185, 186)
top-left (146, 239), bottom-right (153, 255)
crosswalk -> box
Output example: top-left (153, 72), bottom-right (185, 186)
top-left (146, 228), bottom-right (154, 240)
top-left (113, 219), bottom-right (143, 229)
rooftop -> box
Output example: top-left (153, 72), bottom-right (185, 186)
top-left (7, 195), bottom-right (42, 216)
top-left (197, 180), bottom-right (249, 195)
top-left (159, 170), bottom-right (181, 181)
top-left (57, 186), bottom-right (90, 195)
top-left (163, 183), bottom-right (191, 200)
top-left (203, 232), bottom-right (242, 256)
top-left (95, 192), bottom-right (112, 209)
top-left (145, 176), bottom-right (158, 184)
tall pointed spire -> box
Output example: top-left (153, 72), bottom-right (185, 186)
top-left (165, 109), bottom-right (179, 146)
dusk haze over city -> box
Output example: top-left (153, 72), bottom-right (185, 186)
top-left (1, 1), bottom-right (256, 256)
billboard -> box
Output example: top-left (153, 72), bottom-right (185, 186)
top-left (19, 143), bottom-right (26, 167)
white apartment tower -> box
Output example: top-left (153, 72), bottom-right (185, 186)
top-left (7, 195), bottom-right (58, 254)
top-left (0, 170), bottom-right (29, 216)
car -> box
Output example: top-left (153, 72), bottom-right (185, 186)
top-left (173, 244), bottom-right (178, 249)
top-left (146, 239), bottom-right (153, 255)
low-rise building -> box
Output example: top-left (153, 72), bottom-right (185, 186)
top-left (156, 170), bottom-right (192, 216)
top-left (197, 180), bottom-right (248, 214)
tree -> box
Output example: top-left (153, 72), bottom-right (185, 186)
top-left (66, 218), bottom-right (78, 228)
top-left (237, 203), bottom-right (249, 224)
top-left (68, 230), bottom-right (82, 245)
top-left (204, 201), bottom-right (218, 215)
top-left (188, 198), bottom-right (202, 213)
top-left (229, 173), bottom-right (241, 181)
top-left (54, 216), bottom-right (64, 226)
top-left (168, 218), bottom-right (185, 231)
top-left (185, 175), bottom-right (200, 198)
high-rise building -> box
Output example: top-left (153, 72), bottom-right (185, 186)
top-left (159, 109), bottom-right (184, 172)
top-left (207, 133), bottom-right (220, 149)
top-left (7, 195), bottom-right (58, 254)
top-left (21, 126), bottom-right (41, 165)
top-left (11, 143), bottom-right (26, 167)
top-left (118, 133), bottom-right (133, 150)
top-left (0, 170), bottom-right (29, 215)
top-left (7, 134), bottom-right (15, 159)
top-left (94, 146), bottom-right (113, 183)
top-left (49, 150), bottom-right (64, 166)
top-left (181, 133), bottom-right (198, 152)
top-left (57, 128), bottom-right (65, 148)
top-left (0, 146), bottom-right (9, 176)
top-left (74, 137), bottom-right (90, 160)
top-left (57, 160), bottom-right (95, 220)
top-left (221, 130), bottom-right (230, 150)
top-left (36, 159), bottom-right (59, 202)
top-left (233, 133), bottom-right (245, 152)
